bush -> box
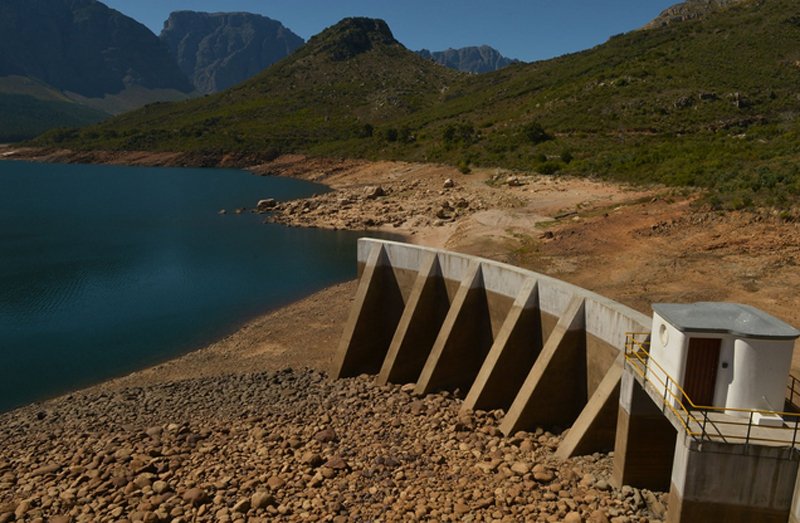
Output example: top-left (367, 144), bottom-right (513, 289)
top-left (539, 161), bottom-right (563, 175)
top-left (523, 121), bottom-right (552, 145)
top-left (384, 128), bottom-right (398, 142)
top-left (358, 124), bottom-right (374, 138)
top-left (443, 122), bottom-right (477, 146)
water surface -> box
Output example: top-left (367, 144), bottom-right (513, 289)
top-left (0, 160), bottom-right (372, 412)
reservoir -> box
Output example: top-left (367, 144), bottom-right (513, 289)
top-left (0, 160), bottom-right (370, 412)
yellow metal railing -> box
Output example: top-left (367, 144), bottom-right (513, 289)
top-left (624, 333), bottom-right (800, 449)
top-left (787, 374), bottom-right (800, 412)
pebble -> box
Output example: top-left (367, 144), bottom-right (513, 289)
top-left (0, 369), bottom-right (666, 522)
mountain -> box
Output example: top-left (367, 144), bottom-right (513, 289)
top-left (41, 17), bottom-right (461, 153)
top-left (416, 46), bottom-right (520, 73)
top-left (160, 11), bottom-right (305, 94)
top-left (0, 0), bottom-right (194, 140)
top-left (38, 3), bottom-right (800, 207)
top-left (643, 0), bottom-right (749, 29)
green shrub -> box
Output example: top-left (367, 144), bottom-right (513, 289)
top-left (522, 121), bottom-right (552, 145)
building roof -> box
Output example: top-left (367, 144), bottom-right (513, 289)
top-left (653, 302), bottom-right (800, 340)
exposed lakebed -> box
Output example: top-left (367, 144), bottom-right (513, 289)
top-left (0, 160), bottom-right (375, 412)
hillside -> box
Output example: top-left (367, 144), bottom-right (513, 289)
top-left (38, 18), bottom-right (461, 154)
top-left (36, 1), bottom-right (800, 207)
top-left (160, 11), bottom-right (304, 94)
top-left (416, 46), bottom-right (519, 73)
top-left (0, 0), bottom-right (194, 140)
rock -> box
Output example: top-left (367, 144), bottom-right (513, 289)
top-left (312, 428), bottom-right (338, 443)
top-left (251, 490), bottom-right (275, 510)
top-left (232, 499), bottom-right (251, 513)
top-left (308, 471), bottom-right (324, 488)
top-left (31, 463), bottom-right (62, 476)
top-left (643, 490), bottom-right (666, 518)
top-left (364, 186), bottom-right (385, 200)
top-left (510, 462), bottom-right (530, 475)
top-left (533, 468), bottom-right (555, 483)
top-left (301, 452), bottom-right (324, 467)
top-left (49, 517), bottom-right (71, 523)
top-left (324, 455), bottom-right (349, 470)
top-left (589, 510), bottom-right (611, 523)
top-left (443, 178), bottom-right (455, 188)
top-left (182, 487), bottom-right (209, 507)
top-left (400, 383), bottom-right (416, 393)
top-left (14, 501), bottom-right (29, 518)
top-left (453, 502), bottom-right (470, 515)
top-left (257, 199), bottom-right (277, 211)
top-left (266, 475), bottom-right (285, 490)
top-left (152, 480), bottom-right (170, 494)
top-left (564, 512), bottom-right (583, 523)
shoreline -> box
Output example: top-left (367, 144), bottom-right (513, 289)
top-left (0, 279), bottom-right (361, 417)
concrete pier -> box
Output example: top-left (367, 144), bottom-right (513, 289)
top-left (668, 438), bottom-right (798, 523)
top-left (612, 371), bottom-right (677, 491)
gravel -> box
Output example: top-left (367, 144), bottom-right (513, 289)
top-left (0, 368), bottom-right (667, 522)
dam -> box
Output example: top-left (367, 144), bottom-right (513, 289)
top-left (334, 238), bottom-right (800, 522)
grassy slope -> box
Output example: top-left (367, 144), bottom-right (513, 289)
top-left (0, 93), bottom-right (108, 142)
top-left (35, 3), bottom-right (800, 207)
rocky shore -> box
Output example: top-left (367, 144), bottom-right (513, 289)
top-left (0, 369), bottom-right (665, 523)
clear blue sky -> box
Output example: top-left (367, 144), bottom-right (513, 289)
top-left (102, 0), bottom-right (678, 62)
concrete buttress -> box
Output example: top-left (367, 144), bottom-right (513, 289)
top-left (377, 253), bottom-right (451, 385)
top-left (462, 278), bottom-right (543, 412)
top-left (414, 261), bottom-right (495, 395)
top-left (333, 244), bottom-right (406, 379)
top-left (499, 296), bottom-right (588, 435)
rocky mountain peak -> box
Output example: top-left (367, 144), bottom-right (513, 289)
top-left (160, 11), bottom-right (304, 94)
top-left (309, 18), bottom-right (401, 61)
top-left (643, 0), bottom-right (751, 29)
top-left (416, 45), bottom-right (520, 74)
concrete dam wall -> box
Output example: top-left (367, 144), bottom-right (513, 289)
top-left (333, 238), bottom-right (652, 458)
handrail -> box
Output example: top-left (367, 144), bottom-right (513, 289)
top-left (788, 374), bottom-right (800, 411)
top-left (623, 333), bottom-right (800, 449)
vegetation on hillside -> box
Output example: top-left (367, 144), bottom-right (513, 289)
top-left (0, 94), bottom-right (108, 142)
top-left (34, 2), bottom-right (800, 208)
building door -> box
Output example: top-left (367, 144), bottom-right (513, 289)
top-left (682, 338), bottom-right (721, 408)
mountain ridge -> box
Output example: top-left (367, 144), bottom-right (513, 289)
top-left (416, 45), bottom-right (520, 73)
top-left (39, 17), bottom-right (461, 152)
top-left (33, 3), bottom-right (800, 207)
top-left (160, 11), bottom-right (304, 94)
top-left (0, 0), bottom-right (196, 140)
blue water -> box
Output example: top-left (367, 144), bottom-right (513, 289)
top-left (0, 160), bottom-right (372, 412)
